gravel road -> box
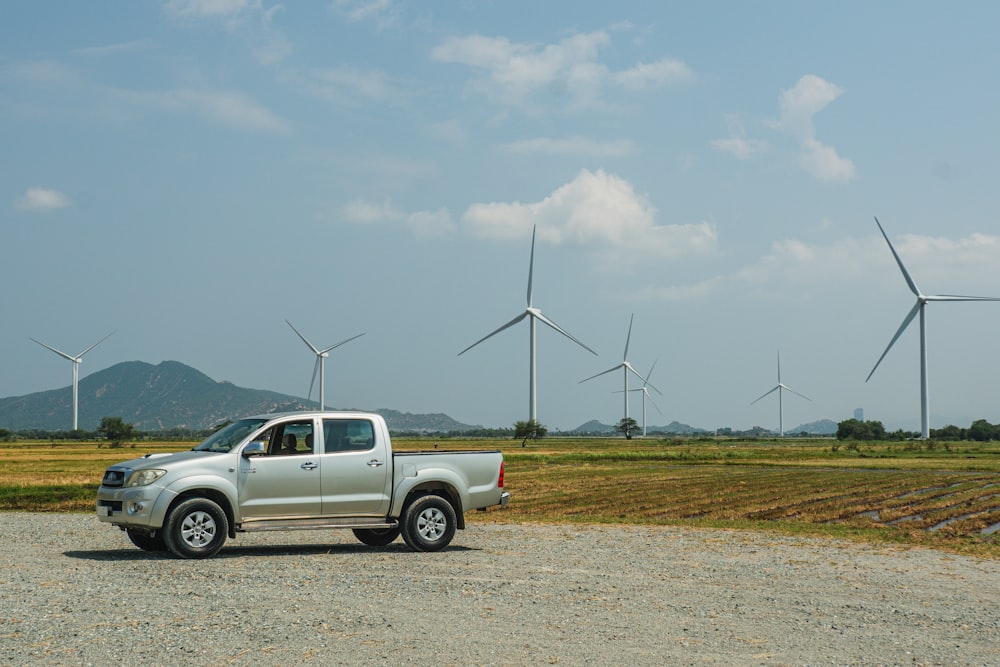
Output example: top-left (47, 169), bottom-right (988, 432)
top-left (1, 513), bottom-right (997, 666)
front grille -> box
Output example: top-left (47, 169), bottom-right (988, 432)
top-left (102, 468), bottom-right (128, 487)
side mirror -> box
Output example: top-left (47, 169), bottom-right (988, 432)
top-left (242, 441), bottom-right (267, 458)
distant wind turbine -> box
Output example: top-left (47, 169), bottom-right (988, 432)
top-left (866, 216), bottom-right (1000, 439)
top-left (619, 360), bottom-right (662, 437)
top-left (581, 314), bottom-right (660, 423)
top-left (286, 320), bottom-right (364, 411)
top-left (458, 225), bottom-right (597, 423)
top-left (751, 351), bottom-right (810, 437)
top-left (30, 331), bottom-right (116, 430)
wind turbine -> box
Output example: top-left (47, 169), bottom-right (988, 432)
top-left (30, 331), bottom-right (116, 430)
top-left (580, 314), bottom-right (659, 422)
top-left (458, 225), bottom-right (597, 423)
top-left (286, 320), bottom-right (364, 411)
top-left (866, 216), bottom-right (1000, 439)
top-left (620, 360), bottom-right (662, 437)
top-left (751, 351), bottom-right (810, 437)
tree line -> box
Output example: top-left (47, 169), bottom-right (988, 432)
top-left (837, 418), bottom-right (1000, 441)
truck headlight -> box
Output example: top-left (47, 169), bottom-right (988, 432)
top-left (126, 469), bottom-right (167, 487)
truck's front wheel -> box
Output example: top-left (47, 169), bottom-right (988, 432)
top-left (163, 497), bottom-right (229, 559)
top-left (401, 495), bottom-right (456, 552)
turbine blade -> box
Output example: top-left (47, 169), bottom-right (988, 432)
top-left (458, 312), bottom-right (528, 356)
top-left (580, 363), bottom-right (625, 384)
top-left (874, 216), bottom-right (922, 297)
top-left (29, 338), bottom-right (76, 362)
top-left (320, 332), bottom-right (365, 354)
top-left (308, 358), bottom-right (319, 401)
top-left (866, 301), bottom-right (921, 382)
top-left (533, 310), bottom-right (598, 355)
top-left (929, 294), bottom-right (1000, 302)
top-left (642, 360), bottom-right (663, 395)
top-left (77, 331), bottom-right (116, 358)
top-left (781, 385), bottom-right (812, 402)
top-left (751, 385), bottom-right (780, 405)
top-left (286, 320), bottom-right (321, 355)
top-left (526, 225), bottom-right (536, 307)
top-left (647, 393), bottom-right (663, 416)
top-left (623, 313), bottom-right (634, 360)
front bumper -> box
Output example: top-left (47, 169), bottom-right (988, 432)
top-left (95, 485), bottom-right (167, 528)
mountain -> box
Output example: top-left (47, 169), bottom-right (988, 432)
top-left (786, 419), bottom-right (838, 435)
top-left (0, 361), bottom-right (477, 432)
top-left (567, 419), bottom-right (706, 435)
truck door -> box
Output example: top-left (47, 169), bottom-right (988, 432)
top-left (319, 417), bottom-right (391, 516)
top-left (238, 418), bottom-right (322, 519)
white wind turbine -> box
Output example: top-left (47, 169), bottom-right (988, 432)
top-left (30, 331), bottom-right (116, 431)
top-left (620, 360), bottom-right (662, 437)
top-left (581, 314), bottom-right (660, 423)
top-left (751, 351), bottom-right (810, 437)
top-left (458, 225), bottom-right (597, 423)
top-left (286, 320), bottom-right (364, 411)
top-left (866, 216), bottom-right (1000, 439)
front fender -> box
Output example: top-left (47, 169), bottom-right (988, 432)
top-left (149, 474), bottom-right (240, 528)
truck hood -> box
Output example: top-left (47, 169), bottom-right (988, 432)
top-left (110, 449), bottom-right (220, 470)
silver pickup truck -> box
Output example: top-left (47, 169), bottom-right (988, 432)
top-left (96, 411), bottom-right (509, 558)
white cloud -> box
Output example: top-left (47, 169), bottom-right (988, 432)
top-left (121, 88), bottom-right (290, 134)
top-left (332, 0), bottom-right (398, 27)
top-left (17, 188), bottom-right (70, 211)
top-left (614, 58), bottom-right (694, 90)
top-left (503, 136), bottom-right (634, 157)
top-left (340, 198), bottom-right (455, 236)
top-left (461, 169), bottom-right (716, 262)
top-left (431, 30), bottom-right (692, 109)
top-left (710, 113), bottom-right (767, 159)
top-left (774, 75), bottom-right (856, 182)
top-left (165, 0), bottom-right (291, 65)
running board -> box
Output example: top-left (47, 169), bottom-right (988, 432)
top-left (237, 517), bottom-right (397, 532)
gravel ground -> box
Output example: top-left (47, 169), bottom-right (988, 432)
top-left (1, 513), bottom-right (997, 666)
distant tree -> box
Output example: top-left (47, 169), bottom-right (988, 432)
top-left (836, 418), bottom-right (886, 441)
top-left (96, 417), bottom-right (135, 448)
top-left (931, 424), bottom-right (966, 440)
top-left (616, 417), bottom-right (639, 440)
top-left (967, 419), bottom-right (997, 442)
top-left (513, 420), bottom-right (547, 447)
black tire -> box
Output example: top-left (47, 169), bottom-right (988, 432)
top-left (126, 528), bottom-right (166, 552)
top-left (352, 526), bottom-right (401, 547)
top-left (400, 495), bottom-right (457, 552)
top-left (162, 497), bottom-right (229, 559)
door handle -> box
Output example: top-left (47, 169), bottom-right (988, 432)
top-left (300, 461), bottom-right (318, 470)
top-left (367, 459), bottom-right (385, 467)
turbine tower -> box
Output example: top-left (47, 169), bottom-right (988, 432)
top-left (751, 351), bottom-right (810, 437)
top-left (286, 320), bottom-right (364, 411)
top-left (30, 331), bottom-right (116, 430)
top-left (866, 216), bottom-right (1000, 438)
top-left (580, 314), bottom-right (659, 422)
top-left (458, 225), bottom-right (597, 423)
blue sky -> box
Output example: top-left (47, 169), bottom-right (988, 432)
top-left (4, 1), bottom-right (1000, 432)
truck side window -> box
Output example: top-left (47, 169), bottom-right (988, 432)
top-left (262, 421), bottom-right (315, 456)
top-left (323, 419), bottom-right (375, 453)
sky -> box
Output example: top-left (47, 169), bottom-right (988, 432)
top-left (4, 1), bottom-right (1000, 433)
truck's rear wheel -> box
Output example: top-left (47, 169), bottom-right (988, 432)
top-left (401, 495), bottom-right (456, 552)
top-left (163, 497), bottom-right (228, 559)
top-left (352, 526), bottom-right (400, 547)
top-left (126, 528), bottom-right (166, 552)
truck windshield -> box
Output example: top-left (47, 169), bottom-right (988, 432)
top-left (193, 419), bottom-right (269, 453)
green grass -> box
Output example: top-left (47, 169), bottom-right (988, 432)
top-left (3, 436), bottom-right (998, 557)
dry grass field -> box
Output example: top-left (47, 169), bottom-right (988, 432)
top-left (2, 435), bottom-right (998, 557)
